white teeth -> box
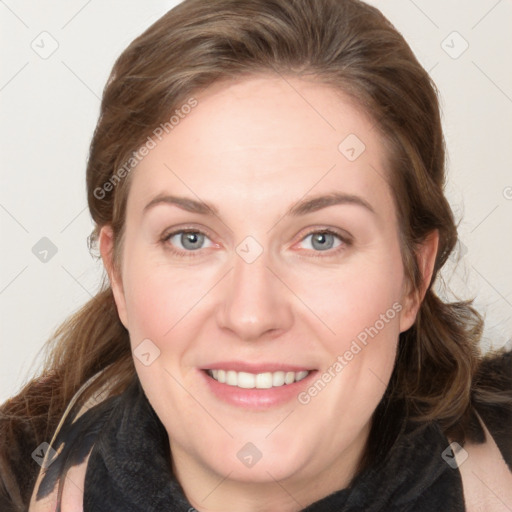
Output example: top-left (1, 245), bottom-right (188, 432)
top-left (285, 371), bottom-right (295, 385)
top-left (255, 372), bottom-right (273, 389)
top-left (226, 370), bottom-right (237, 386)
top-left (296, 370), bottom-right (309, 382)
top-left (272, 371), bottom-right (285, 387)
top-left (208, 369), bottom-right (311, 389)
top-left (237, 372), bottom-right (255, 389)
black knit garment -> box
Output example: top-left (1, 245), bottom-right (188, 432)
top-left (64, 377), bottom-right (467, 512)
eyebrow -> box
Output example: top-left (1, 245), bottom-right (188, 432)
top-left (143, 191), bottom-right (376, 218)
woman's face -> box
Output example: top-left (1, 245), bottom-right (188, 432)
top-left (101, 75), bottom-right (427, 506)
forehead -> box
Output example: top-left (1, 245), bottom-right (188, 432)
top-left (127, 75), bottom-right (393, 220)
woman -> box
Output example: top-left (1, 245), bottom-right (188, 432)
top-left (1, 0), bottom-right (511, 510)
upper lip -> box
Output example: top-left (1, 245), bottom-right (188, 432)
top-left (202, 361), bottom-right (315, 373)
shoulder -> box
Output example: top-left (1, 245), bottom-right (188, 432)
top-left (456, 411), bottom-right (512, 512)
top-left (28, 376), bottom-right (119, 512)
top-left (471, 348), bottom-right (512, 469)
top-left (0, 374), bottom-right (61, 511)
top-left (28, 453), bottom-right (90, 512)
top-left (456, 348), bottom-right (512, 511)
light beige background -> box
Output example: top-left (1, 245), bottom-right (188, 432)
top-left (1, 0), bottom-right (511, 403)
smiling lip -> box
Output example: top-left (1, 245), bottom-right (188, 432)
top-left (200, 361), bottom-right (317, 409)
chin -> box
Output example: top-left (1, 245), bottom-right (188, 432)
top-left (201, 435), bottom-right (314, 484)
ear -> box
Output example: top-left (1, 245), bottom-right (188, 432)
top-left (399, 230), bottom-right (439, 333)
top-left (99, 225), bottom-right (129, 329)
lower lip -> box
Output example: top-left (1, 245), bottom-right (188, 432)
top-left (200, 370), bottom-right (317, 409)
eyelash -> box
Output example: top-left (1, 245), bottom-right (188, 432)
top-left (160, 227), bottom-right (351, 259)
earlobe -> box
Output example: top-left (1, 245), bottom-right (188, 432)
top-left (98, 225), bottom-right (129, 328)
top-left (399, 230), bottom-right (439, 333)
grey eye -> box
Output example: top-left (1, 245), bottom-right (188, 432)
top-left (167, 231), bottom-right (212, 251)
top-left (301, 232), bottom-right (342, 251)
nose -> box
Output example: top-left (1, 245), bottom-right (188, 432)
top-left (216, 249), bottom-right (294, 342)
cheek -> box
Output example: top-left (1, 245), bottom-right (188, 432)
top-left (297, 272), bottom-right (402, 444)
top-left (298, 252), bottom-right (404, 350)
top-left (294, 244), bottom-right (405, 409)
top-left (121, 253), bottom-right (206, 346)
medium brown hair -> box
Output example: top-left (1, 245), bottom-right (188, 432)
top-left (1, 0), bottom-right (502, 508)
